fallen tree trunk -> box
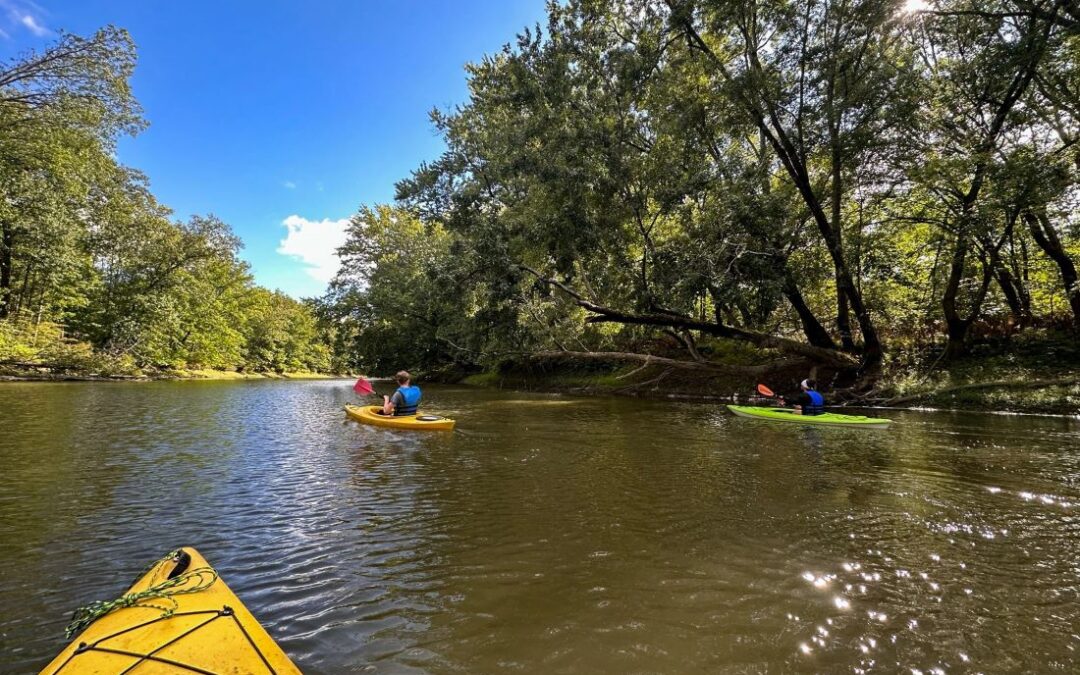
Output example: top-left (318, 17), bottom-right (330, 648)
top-left (520, 265), bottom-right (859, 369)
top-left (530, 350), bottom-right (803, 377)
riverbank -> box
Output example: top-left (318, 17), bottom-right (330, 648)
top-left (456, 335), bottom-right (1080, 415)
top-left (461, 367), bottom-right (1080, 415)
top-left (869, 342), bottom-right (1080, 415)
top-left (0, 364), bottom-right (343, 382)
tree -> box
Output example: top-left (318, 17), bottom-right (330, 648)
top-left (327, 205), bottom-right (481, 373)
top-left (908, 0), bottom-right (1069, 355)
top-left (664, 0), bottom-right (925, 368)
top-left (0, 27), bottom-right (142, 319)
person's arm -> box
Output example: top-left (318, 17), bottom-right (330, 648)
top-left (793, 392), bottom-right (810, 414)
top-left (383, 391), bottom-right (403, 415)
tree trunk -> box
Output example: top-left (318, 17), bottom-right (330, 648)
top-left (943, 316), bottom-right (972, 360)
top-left (991, 262), bottom-right (1029, 329)
top-left (1025, 210), bottom-right (1080, 329)
top-left (0, 222), bottom-right (13, 319)
top-left (14, 264), bottom-right (32, 316)
top-left (781, 270), bottom-right (837, 350)
top-left (530, 350), bottom-right (799, 377)
top-left (836, 284), bottom-right (854, 350)
top-left (815, 200), bottom-right (881, 365)
top-left (733, 298), bottom-right (754, 327)
top-left (942, 233), bottom-right (995, 358)
top-left (830, 115), bottom-right (856, 351)
top-left (942, 233), bottom-right (970, 357)
top-left (980, 215), bottom-right (1031, 329)
top-left (521, 264), bottom-right (859, 368)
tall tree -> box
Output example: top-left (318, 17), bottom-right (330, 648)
top-left (909, 0), bottom-right (1067, 356)
top-left (0, 27), bottom-right (142, 318)
top-left (665, 0), bottom-right (922, 369)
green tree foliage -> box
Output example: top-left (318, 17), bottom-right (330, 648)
top-left (0, 27), bottom-right (142, 319)
top-left (339, 0), bottom-right (1080, 376)
top-left (323, 205), bottom-right (502, 374)
top-left (243, 289), bottom-right (331, 373)
top-left (0, 29), bottom-right (333, 374)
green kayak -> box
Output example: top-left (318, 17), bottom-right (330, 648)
top-left (727, 405), bottom-right (892, 428)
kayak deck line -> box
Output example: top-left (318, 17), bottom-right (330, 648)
top-left (344, 404), bottom-right (456, 431)
top-left (727, 405), bottom-right (892, 428)
top-left (40, 547), bottom-right (301, 674)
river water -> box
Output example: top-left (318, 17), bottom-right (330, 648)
top-left (0, 380), bottom-right (1077, 673)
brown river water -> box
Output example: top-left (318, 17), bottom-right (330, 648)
top-left (0, 380), bottom-right (1078, 673)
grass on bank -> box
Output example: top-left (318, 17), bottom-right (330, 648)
top-left (877, 332), bottom-right (1080, 413)
top-left (0, 319), bottom-right (340, 381)
top-left (172, 369), bottom-right (338, 380)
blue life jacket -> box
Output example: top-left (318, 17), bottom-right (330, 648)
top-left (805, 390), bottom-right (825, 415)
top-left (393, 385), bottom-right (421, 416)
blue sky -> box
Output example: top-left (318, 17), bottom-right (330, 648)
top-left (0, 0), bottom-right (548, 297)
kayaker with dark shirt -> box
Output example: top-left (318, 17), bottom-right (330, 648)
top-left (791, 378), bottom-right (825, 415)
top-left (382, 370), bottom-right (421, 416)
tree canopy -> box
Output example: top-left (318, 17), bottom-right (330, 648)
top-left (0, 28), bottom-right (331, 374)
top-left (330, 0), bottom-right (1080, 381)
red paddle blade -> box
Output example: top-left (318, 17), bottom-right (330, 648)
top-left (353, 377), bottom-right (375, 396)
top-left (756, 384), bottom-right (775, 397)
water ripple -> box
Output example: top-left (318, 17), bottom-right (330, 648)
top-left (0, 382), bottom-right (1078, 672)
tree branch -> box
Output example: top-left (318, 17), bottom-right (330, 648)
top-left (519, 264), bottom-right (858, 367)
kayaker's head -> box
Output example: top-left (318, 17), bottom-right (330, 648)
top-left (396, 370), bottom-right (412, 386)
top-left (800, 378), bottom-right (817, 392)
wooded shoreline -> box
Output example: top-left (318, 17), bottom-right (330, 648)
top-left (0, 364), bottom-right (342, 382)
top-left (457, 366), bottom-right (1080, 416)
top-left (3, 347), bottom-right (1077, 415)
top-left (445, 332), bottom-right (1080, 415)
top-left (4, 5), bottom-right (1080, 405)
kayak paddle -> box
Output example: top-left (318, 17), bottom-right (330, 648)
top-left (353, 377), bottom-right (379, 397)
top-left (757, 383), bottom-right (784, 401)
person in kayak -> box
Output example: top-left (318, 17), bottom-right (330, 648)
top-left (382, 370), bottom-right (421, 416)
top-left (791, 378), bottom-right (825, 415)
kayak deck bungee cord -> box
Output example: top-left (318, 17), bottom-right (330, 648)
top-left (40, 547), bottom-right (301, 674)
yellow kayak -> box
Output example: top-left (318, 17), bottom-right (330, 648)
top-left (344, 404), bottom-right (455, 431)
top-left (40, 547), bottom-right (300, 674)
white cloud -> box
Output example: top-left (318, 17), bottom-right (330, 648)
top-left (277, 215), bottom-right (350, 285)
top-left (0, 0), bottom-right (49, 37)
top-left (19, 13), bottom-right (47, 36)
top-left (283, 180), bottom-right (297, 189)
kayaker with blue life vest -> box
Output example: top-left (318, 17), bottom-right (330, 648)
top-left (791, 378), bottom-right (825, 415)
top-left (382, 370), bottom-right (422, 416)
